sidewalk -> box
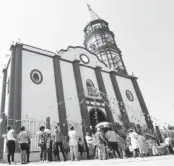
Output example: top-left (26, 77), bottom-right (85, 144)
top-left (2, 155), bottom-right (174, 166)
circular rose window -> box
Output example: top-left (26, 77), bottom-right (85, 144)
top-left (80, 54), bottom-right (90, 64)
top-left (30, 69), bottom-right (43, 84)
top-left (125, 90), bottom-right (134, 101)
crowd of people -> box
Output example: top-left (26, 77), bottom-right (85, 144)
top-left (3, 124), bottom-right (174, 164)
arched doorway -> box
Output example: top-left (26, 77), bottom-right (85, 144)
top-left (89, 108), bottom-right (107, 132)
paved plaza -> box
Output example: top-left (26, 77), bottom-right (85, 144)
top-left (2, 156), bottom-right (174, 166)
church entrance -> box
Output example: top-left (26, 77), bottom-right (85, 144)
top-left (89, 108), bottom-right (107, 132)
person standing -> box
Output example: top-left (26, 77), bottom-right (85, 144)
top-left (63, 136), bottom-right (70, 159)
top-left (5, 126), bottom-right (16, 164)
top-left (92, 133), bottom-right (97, 159)
top-left (125, 135), bottom-right (133, 157)
top-left (105, 127), bottom-right (121, 159)
top-left (164, 134), bottom-right (174, 154)
top-left (128, 129), bottom-right (140, 158)
top-left (38, 126), bottom-right (47, 162)
top-left (68, 126), bottom-right (79, 161)
top-left (146, 135), bottom-right (159, 156)
top-left (52, 126), bottom-right (66, 162)
top-left (26, 136), bottom-right (31, 163)
top-left (85, 132), bottom-right (94, 158)
top-left (137, 134), bottom-right (148, 157)
top-left (95, 128), bottom-right (107, 160)
top-left (117, 134), bottom-right (126, 158)
top-left (78, 137), bottom-right (84, 159)
top-left (167, 126), bottom-right (174, 147)
top-left (18, 126), bottom-right (29, 164)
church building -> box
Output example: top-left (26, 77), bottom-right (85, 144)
top-left (0, 6), bottom-right (153, 153)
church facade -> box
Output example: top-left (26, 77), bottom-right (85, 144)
top-left (0, 6), bottom-right (153, 153)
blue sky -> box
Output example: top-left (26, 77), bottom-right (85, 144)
top-left (0, 0), bottom-right (174, 126)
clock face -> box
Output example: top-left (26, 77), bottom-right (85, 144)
top-left (114, 56), bottom-right (120, 64)
top-left (80, 54), bottom-right (90, 64)
top-left (105, 34), bottom-right (114, 43)
top-left (125, 90), bottom-right (134, 101)
top-left (114, 56), bottom-right (124, 69)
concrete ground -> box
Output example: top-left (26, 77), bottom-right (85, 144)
top-left (2, 155), bottom-right (174, 166)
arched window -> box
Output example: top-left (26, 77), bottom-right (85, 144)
top-left (86, 79), bottom-right (98, 96)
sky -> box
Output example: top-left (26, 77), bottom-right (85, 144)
top-left (0, 0), bottom-right (174, 126)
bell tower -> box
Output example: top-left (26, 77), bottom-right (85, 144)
top-left (84, 5), bottom-right (127, 74)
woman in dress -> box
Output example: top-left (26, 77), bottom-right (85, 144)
top-left (128, 129), bottom-right (140, 157)
top-left (137, 134), bottom-right (148, 157)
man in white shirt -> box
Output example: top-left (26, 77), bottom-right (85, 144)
top-left (128, 129), bottom-right (140, 157)
top-left (68, 126), bottom-right (78, 161)
top-left (6, 126), bottom-right (16, 164)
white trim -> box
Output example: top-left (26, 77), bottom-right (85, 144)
top-left (22, 45), bottom-right (55, 57)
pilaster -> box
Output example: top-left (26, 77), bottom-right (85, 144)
top-left (72, 60), bottom-right (89, 134)
top-left (8, 46), bottom-right (16, 126)
top-left (110, 71), bottom-right (129, 128)
top-left (0, 113), bottom-right (7, 159)
top-left (0, 69), bottom-right (7, 114)
top-left (13, 44), bottom-right (22, 134)
top-left (131, 77), bottom-right (154, 131)
top-left (95, 66), bottom-right (114, 122)
top-left (0, 68), bottom-right (7, 160)
top-left (53, 56), bottom-right (68, 135)
top-left (6, 44), bottom-right (23, 152)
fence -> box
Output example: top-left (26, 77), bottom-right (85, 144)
top-left (21, 119), bottom-right (55, 151)
top-left (21, 119), bottom-right (84, 152)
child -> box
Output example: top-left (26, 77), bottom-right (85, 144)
top-left (146, 135), bottom-right (159, 156)
top-left (53, 143), bottom-right (58, 161)
top-left (78, 138), bottom-right (84, 159)
top-left (107, 147), bottom-right (114, 159)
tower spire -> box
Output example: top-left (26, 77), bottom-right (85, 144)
top-left (84, 5), bottom-right (127, 73)
top-left (87, 4), bottom-right (100, 21)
